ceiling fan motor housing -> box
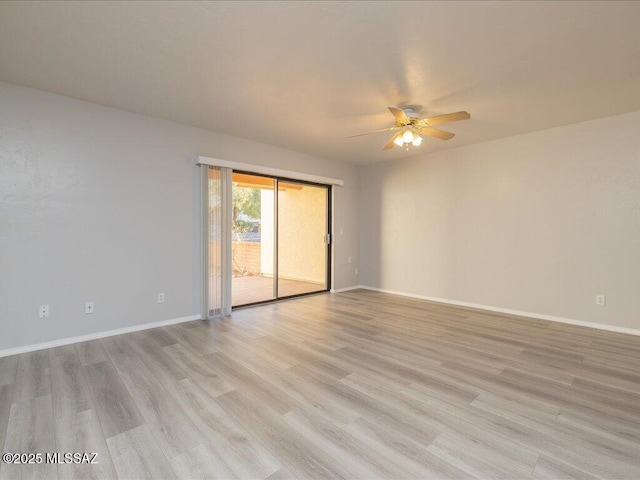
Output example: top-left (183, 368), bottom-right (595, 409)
top-left (403, 108), bottom-right (420, 119)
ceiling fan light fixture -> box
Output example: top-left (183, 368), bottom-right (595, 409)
top-left (349, 106), bottom-right (469, 151)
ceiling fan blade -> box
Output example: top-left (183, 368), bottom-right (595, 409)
top-left (417, 126), bottom-right (455, 140)
top-left (424, 111), bottom-right (470, 126)
top-left (383, 132), bottom-right (402, 150)
top-left (388, 107), bottom-right (409, 123)
top-left (348, 126), bottom-right (400, 138)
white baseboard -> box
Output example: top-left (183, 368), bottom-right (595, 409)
top-left (330, 285), bottom-right (366, 294)
top-left (0, 314), bottom-right (202, 358)
top-left (357, 286), bottom-right (640, 337)
top-left (5, 286), bottom-right (637, 357)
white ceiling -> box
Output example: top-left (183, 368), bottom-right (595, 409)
top-left (1, 1), bottom-right (640, 165)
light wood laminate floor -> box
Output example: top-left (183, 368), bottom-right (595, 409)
top-left (1, 289), bottom-right (640, 479)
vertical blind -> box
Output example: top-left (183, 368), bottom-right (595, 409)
top-left (207, 166), bottom-right (222, 316)
top-left (203, 165), bottom-right (232, 319)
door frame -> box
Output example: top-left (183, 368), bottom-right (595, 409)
top-left (231, 170), bottom-right (332, 309)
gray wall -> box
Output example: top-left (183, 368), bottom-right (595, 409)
top-left (359, 110), bottom-right (640, 330)
top-left (0, 82), bottom-right (360, 351)
top-left (3, 79), bottom-right (639, 353)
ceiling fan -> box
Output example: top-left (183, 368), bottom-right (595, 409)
top-left (349, 107), bottom-right (470, 150)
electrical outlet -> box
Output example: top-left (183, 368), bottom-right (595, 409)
top-left (340, 228), bottom-right (344, 235)
top-left (355, 268), bottom-right (359, 275)
top-left (85, 302), bottom-right (94, 314)
top-left (596, 294), bottom-right (606, 306)
top-left (39, 305), bottom-right (49, 318)
top-left (348, 256), bottom-right (352, 264)
top-left (158, 293), bottom-right (165, 303)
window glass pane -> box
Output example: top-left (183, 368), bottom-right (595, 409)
top-left (231, 173), bottom-right (276, 306)
top-left (277, 182), bottom-right (328, 297)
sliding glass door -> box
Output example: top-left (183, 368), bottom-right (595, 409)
top-left (277, 181), bottom-right (329, 298)
top-left (202, 165), bottom-right (331, 316)
top-left (231, 173), bottom-right (276, 306)
top-left (231, 173), bottom-right (330, 307)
